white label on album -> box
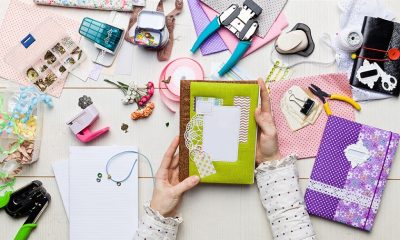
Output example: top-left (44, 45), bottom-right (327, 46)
top-left (344, 139), bottom-right (371, 168)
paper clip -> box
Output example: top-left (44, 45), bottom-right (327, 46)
top-left (288, 90), bottom-right (315, 116)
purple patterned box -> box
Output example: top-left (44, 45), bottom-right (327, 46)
top-left (305, 116), bottom-right (400, 231)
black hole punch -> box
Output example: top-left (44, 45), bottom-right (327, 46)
top-left (117, 182), bottom-right (122, 186)
top-left (96, 178), bottom-right (101, 182)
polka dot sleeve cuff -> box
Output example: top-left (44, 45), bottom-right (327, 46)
top-left (135, 203), bottom-right (182, 240)
top-left (255, 155), bottom-right (317, 240)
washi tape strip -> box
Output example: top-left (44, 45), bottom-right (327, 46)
top-left (234, 96), bottom-right (250, 142)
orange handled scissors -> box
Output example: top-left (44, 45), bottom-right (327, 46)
top-left (308, 84), bottom-right (361, 116)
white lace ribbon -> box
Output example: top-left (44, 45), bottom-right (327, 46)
top-left (308, 180), bottom-right (380, 210)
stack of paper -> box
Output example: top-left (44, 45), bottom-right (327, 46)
top-left (53, 146), bottom-right (139, 240)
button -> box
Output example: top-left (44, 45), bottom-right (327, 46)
top-left (388, 48), bottom-right (400, 61)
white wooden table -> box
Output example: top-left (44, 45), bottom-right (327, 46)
top-left (1, 0), bottom-right (400, 239)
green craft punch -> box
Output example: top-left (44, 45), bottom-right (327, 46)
top-left (0, 180), bottom-right (51, 240)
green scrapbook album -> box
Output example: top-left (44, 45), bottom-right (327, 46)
top-left (179, 80), bottom-right (259, 184)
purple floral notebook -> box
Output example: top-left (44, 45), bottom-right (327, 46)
top-left (305, 116), bottom-right (400, 231)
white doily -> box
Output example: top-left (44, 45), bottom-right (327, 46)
top-left (184, 114), bottom-right (216, 178)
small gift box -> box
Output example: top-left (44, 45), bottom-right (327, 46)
top-left (305, 116), bottom-right (400, 231)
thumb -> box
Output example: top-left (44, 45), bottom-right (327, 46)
top-left (254, 107), bottom-right (266, 132)
top-left (174, 175), bottom-right (200, 195)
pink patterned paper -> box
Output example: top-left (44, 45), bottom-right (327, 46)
top-left (201, 3), bottom-right (288, 58)
top-left (0, 0), bottom-right (80, 97)
top-left (269, 73), bottom-right (356, 159)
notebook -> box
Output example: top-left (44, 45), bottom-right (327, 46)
top-left (69, 146), bottom-right (139, 240)
top-left (350, 17), bottom-right (400, 96)
top-left (305, 116), bottom-right (400, 231)
top-left (179, 80), bottom-right (259, 184)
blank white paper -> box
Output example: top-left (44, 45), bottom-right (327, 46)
top-left (52, 160), bottom-right (70, 219)
top-left (69, 146), bottom-right (139, 240)
top-left (202, 106), bottom-right (241, 162)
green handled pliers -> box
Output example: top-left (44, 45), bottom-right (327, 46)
top-left (0, 180), bottom-right (51, 240)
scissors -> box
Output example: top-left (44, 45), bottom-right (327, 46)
top-left (308, 84), bottom-right (361, 115)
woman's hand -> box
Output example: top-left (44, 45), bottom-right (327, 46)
top-left (255, 79), bottom-right (282, 165)
top-left (150, 137), bottom-right (200, 217)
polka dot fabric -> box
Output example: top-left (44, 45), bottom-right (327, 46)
top-left (304, 116), bottom-right (400, 231)
top-left (304, 115), bottom-right (360, 221)
top-left (0, 0), bottom-right (80, 97)
top-left (269, 73), bottom-right (356, 159)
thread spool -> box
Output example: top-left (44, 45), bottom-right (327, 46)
top-left (336, 28), bottom-right (363, 52)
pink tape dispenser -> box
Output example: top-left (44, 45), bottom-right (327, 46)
top-left (66, 104), bottom-right (109, 143)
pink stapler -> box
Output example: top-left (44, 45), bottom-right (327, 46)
top-left (66, 104), bottom-right (109, 143)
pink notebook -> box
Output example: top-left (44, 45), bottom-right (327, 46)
top-left (0, 0), bottom-right (80, 97)
top-left (201, 3), bottom-right (288, 58)
top-left (269, 73), bottom-right (356, 159)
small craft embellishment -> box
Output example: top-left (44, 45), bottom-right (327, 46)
top-left (131, 102), bottom-right (155, 120)
top-left (121, 123), bottom-right (129, 133)
top-left (78, 95), bottom-right (93, 109)
top-left (356, 60), bottom-right (398, 91)
top-left (104, 79), bottom-right (155, 120)
top-left (344, 140), bottom-right (371, 168)
top-left (234, 96), bottom-right (250, 143)
top-left (191, 147), bottom-right (216, 178)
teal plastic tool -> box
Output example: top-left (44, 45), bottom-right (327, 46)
top-left (79, 17), bottom-right (123, 53)
top-left (191, 0), bottom-right (262, 76)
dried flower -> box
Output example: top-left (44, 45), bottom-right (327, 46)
top-left (131, 102), bottom-right (155, 120)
